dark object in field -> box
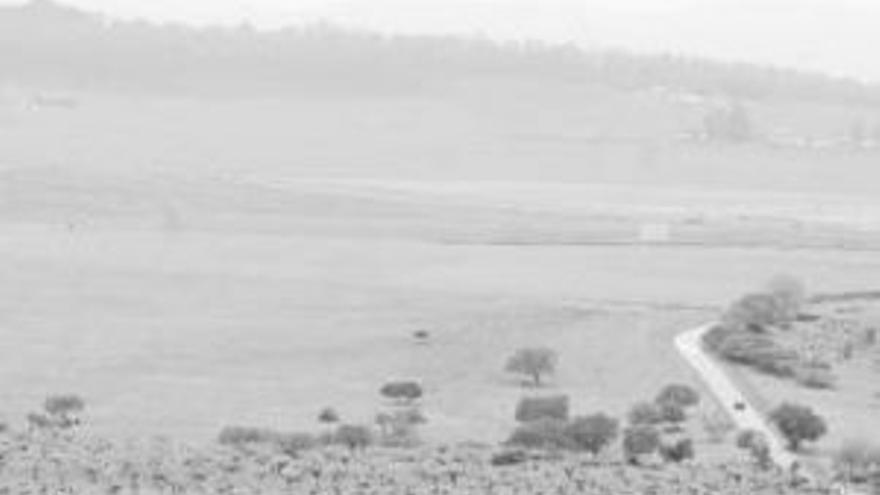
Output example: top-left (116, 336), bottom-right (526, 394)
top-left (380, 381), bottom-right (424, 403)
top-left (734, 402), bottom-right (747, 411)
top-left (412, 330), bottom-right (431, 341)
top-left (795, 313), bottom-right (821, 323)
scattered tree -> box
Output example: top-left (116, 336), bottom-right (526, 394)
top-left (564, 414), bottom-right (620, 455)
top-left (505, 347), bottom-right (558, 387)
top-left (380, 381), bottom-right (423, 404)
top-left (769, 403), bottom-right (828, 451)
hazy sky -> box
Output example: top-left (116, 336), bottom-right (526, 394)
top-left (5, 0), bottom-right (880, 81)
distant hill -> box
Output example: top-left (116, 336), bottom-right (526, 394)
top-left (2, 0), bottom-right (880, 106)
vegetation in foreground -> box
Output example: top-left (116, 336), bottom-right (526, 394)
top-left (0, 423), bottom-right (835, 494)
top-left (1, 383), bottom-right (867, 494)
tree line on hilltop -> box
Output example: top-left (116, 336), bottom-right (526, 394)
top-left (2, 0), bottom-right (880, 105)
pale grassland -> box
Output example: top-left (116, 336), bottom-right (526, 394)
top-left (0, 93), bottom-right (878, 456)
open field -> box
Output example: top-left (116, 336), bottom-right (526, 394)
top-left (1, 175), bottom-right (880, 447)
top-left (0, 94), bottom-right (878, 470)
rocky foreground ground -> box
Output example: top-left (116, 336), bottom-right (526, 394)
top-left (0, 430), bottom-right (833, 495)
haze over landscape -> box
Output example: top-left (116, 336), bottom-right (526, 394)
top-left (1, 0), bottom-right (879, 80)
top-left (0, 1), bottom-right (879, 493)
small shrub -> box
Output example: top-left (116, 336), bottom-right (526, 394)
top-left (622, 425), bottom-right (660, 464)
top-left (660, 438), bottom-right (695, 463)
top-left (218, 426), bottom-right (274, 447)
top-left (491, 449), bottom-right (529, 466)
top-left (378, 408), bottom-right (426, 448)
top-left (43, 394), bottom-right (86, 428)
top-left (515, 395), bottom-right (570, 423)
top-left (318, 407), bottom-right (340, 424)
top-left (627, 401), bottom-right (663, 426)
top-left (657, 401), bottom-right (687, 424)
top-left (26, 413), bottom-right (52, 430)
top-left (506, 418), bottom-right (571, 450)
top-left (656, 384), bottom-right (700, 408)
top-left (736, 429), bottom-right (772, 469)
top-left (334, 424), bottom-right (373, 450)
top-left (276, 432), bottom-right (317, 455)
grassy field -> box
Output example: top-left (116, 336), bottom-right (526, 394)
top-left (0, 91), bottom-right (878, 456)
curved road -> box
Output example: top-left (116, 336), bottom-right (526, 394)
top-left (674, 323), bottom-right (800, 470)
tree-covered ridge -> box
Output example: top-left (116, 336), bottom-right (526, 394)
top-left (2, 0), bottom-right (879, 105)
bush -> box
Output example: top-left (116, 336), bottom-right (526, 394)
top-left (380, 381), bottom-right (423, 403)
top-left (506, 418), bottom-right (571, 450)
top-left (490, 449), bottom-right (529, 466)
top-left (505, 347), bottom-right (558, 387)
top-left (627, 402), bottom-right (663, 426)
top-left (376, 408), bottom-right (426, 447)
top-left (769, 403), bottom-right (828, 451)
top-left (334, 424), bottom-right (373, 450)
top-left (318, 407), bottom-right (340, 424)
top-left (656, 384), bottom-right (700, 408)
top-left (276, 432), bottom-right (317, 455)
top-left (657, 401), bottom-right (687, 424)
top-left (660, 438), bottom-right (695, 463)
top-left (622, 426), bottom-right (660, 464)
top-left (515, 395), bottom-right (570, 423)
top-left (713, 331), bottom-right (799, 378)
top-left (43, 394), bottom-right (86, 428)
top-left (564, 414), bottom-right (620, 455)
top-left (736, 429), bottom-right (772, 469)
top-left (218, 426), bottom-right (275, 447)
